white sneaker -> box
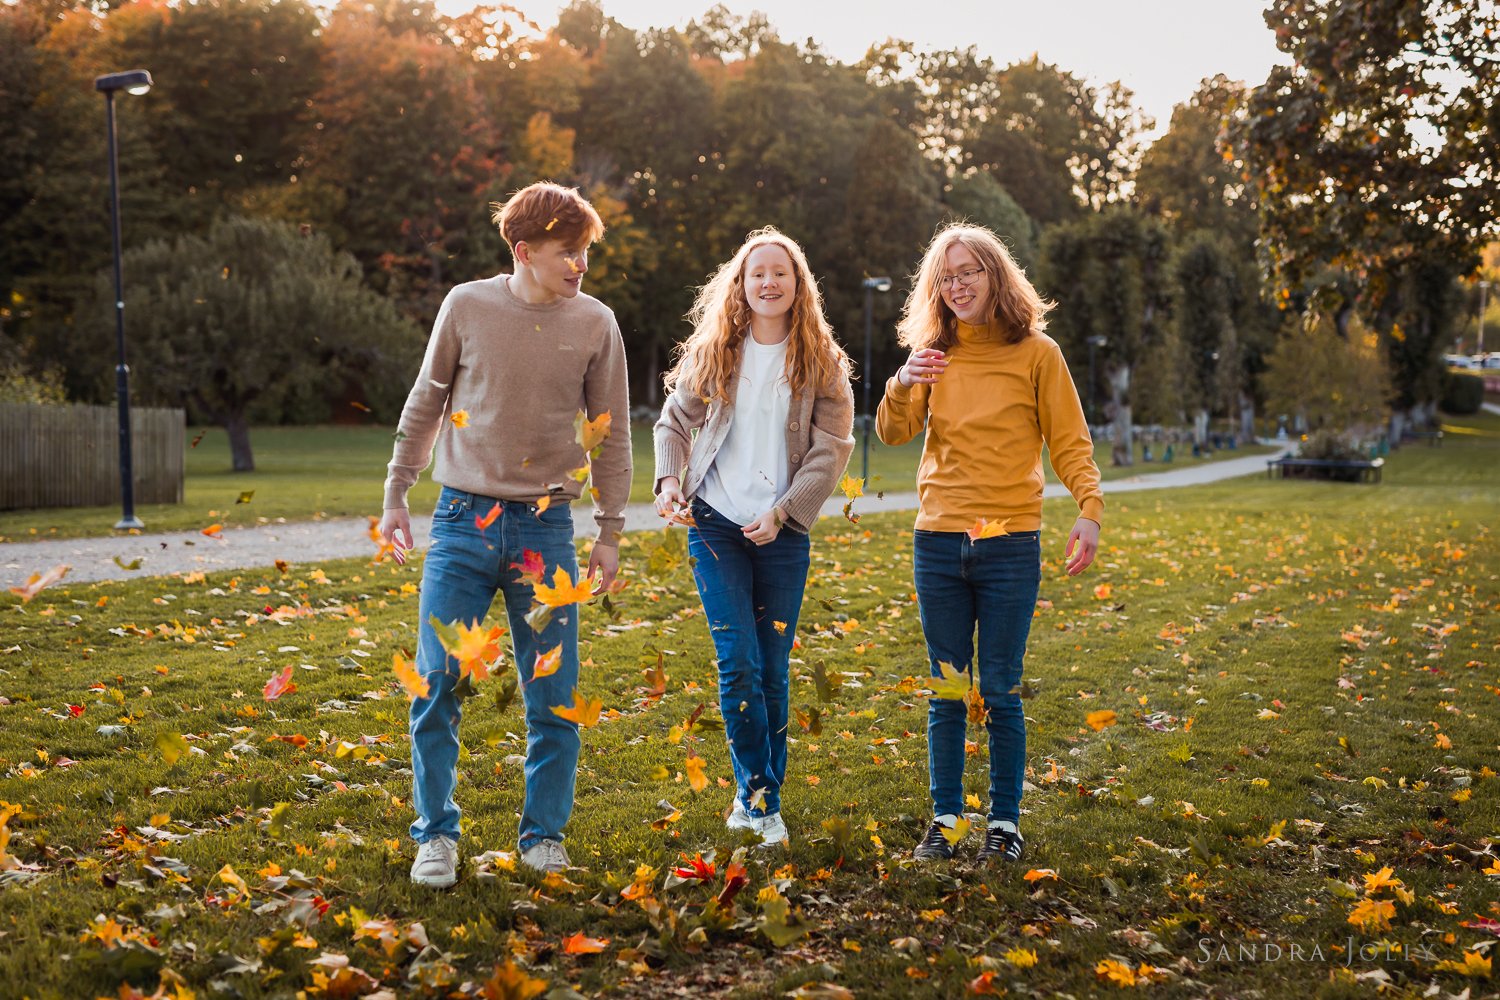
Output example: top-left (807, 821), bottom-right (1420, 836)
top-left (520, 838), bottom-right (571, 873)
top-left (410, 835), bottom-right (458, 887)
top-left (727, 798), bottom-right (755, 831)
top-left (752, 812), bottom-right (788, 847)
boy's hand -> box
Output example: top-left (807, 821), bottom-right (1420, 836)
top-left (1064, 517), bottom-right (1100, 576)
top-left (378, 508), bottom-right (414, 565)
top-left (587, 543), bottom-right (619, 592)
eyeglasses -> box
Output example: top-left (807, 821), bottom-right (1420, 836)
top-left (938, 267), bottom-right (984, 290)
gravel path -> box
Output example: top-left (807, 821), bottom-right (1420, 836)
top-left (4, 447), bottom-right (1287, 585)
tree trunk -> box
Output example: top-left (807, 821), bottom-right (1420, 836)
top-left (1388, 410), bottom-right (1406, 446)
top-left (225, 412), bottom-right (255, 472)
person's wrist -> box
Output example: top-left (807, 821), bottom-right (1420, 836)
top-left (895, 366), bottom-right (911, 388)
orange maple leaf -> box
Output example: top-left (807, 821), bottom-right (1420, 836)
top-left (561, 932), bottom-right (610, 955)
top-left (393, 651), bottom-right (429, 701)
top-left (450, 409), bottom-right (470, 429)
top-left (201, 523), bottom-right (223, 539)
top-left (532, 566), bottom-right (596, 608)
top-left (474, 504), bottom-right (501, 530)
top-left (685, 754), bottom-right (708, 793)
top-left (1085, 709), bottom-right (1117, 731)
top-left (448, 621), bottom-right (505, 681)
top-left (531, 644), bottom-right (563, 683)
top-left (575, 410), bottom-right (612, 453)
top-left (967, 518), bottom-right (1010, 541)
top-left (550, 688), bottom-right (603, 728)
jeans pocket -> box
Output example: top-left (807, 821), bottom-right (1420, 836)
top-left (432, 491), bottom-right (467, 523)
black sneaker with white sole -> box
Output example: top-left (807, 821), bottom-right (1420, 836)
top-left (913, 821), bottom-right (957, 861)
top-left (977, 827), bottom-right (1024, 863)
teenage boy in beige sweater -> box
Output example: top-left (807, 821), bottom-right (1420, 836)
top-left (378, 182), bottom-right (631, 885)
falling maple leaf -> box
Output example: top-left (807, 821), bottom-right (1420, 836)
top-left (550, 688), bottom-right (603, 728)
top-left (1093, 582), bottom-right (1113, 600)
top-left (1085, 709), bottom-right (1118, 731)
top-left (9, 564), bottom-right (69, 603)
top-left (966, 518), bottom-right (1010, 541)
top-left (236, 490), bottom-right (255, 504)
top-left (970, 970), bottom-right (1005, 995)
top-left (839, 475), bottom-right (864, 500)
top-left (450, 409), bottom-right (470, 429)
top-left (685, 753), bottom-right (709, 792)
top-left (263, 666), bottom-right (296, 701)
top-left (672, 852), bottom-right (716, 881)
top-left (533, 566), bottom-right (596, 608)
top-left (531, 645), bottom-right (563, 683)
top-left (928, 661), bottom-right (971, 700)
top-left (509, 549), bottom-right (545, 587)
top-left (1095, 959), bottom-right (1137, 987)
top-left (475, 504), bottom-right (501, 531)
top-left (201, 523), bottom-right (224, 539)
top-left (393, 651), bottom-right (429, 701)
top-left (940, 817), bottom-right (971, 846)
top-left (561, 932), bottom-right (610, 955)
top-left (1022, 868), bottom-right (1059, 882)
top-left (574, 409), bottom-right (612, 454)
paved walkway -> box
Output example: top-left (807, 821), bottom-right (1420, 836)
top-left (1482, 402), bottom-right (1500, 417)
top-left (4, 447), bottom-right (1288, 585)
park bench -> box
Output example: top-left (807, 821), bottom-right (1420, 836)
top-left (1267, 456), bottom-right (1384, 484)
top-left (1401, 428), bottom-right (1443, 446)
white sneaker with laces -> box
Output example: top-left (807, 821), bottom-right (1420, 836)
top-left (751, 811), bottom-right (788, 847)
top-left (520, 838), bottom-right (571, 873)
top-left (410, 835), bottom-right (458, 887)
top-left (727, 798), bottom-right (755, 831)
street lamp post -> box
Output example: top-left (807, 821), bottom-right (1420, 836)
top-left (860, 276), bottom-right (893, 483)
top-left (95, 69), bottom-right (153, 531)
top-left (1086, 335), bottom-right (1108, 425)
top-left (1479, 280), bottom-right (1490, 357)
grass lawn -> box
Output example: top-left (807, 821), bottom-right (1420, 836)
top-left (0, 413), bottom-right (1494, 998)
top-left (1, 421), bottom-right (1272, 542)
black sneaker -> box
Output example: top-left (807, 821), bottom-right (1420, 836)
top-left (913, 821), bottom-right (958, 861)
top-left (978, 826), bottom-right (1024, 864)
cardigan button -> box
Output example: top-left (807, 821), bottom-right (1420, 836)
top-left (789, 420), bottom-right (800, 431)
top-left (791, 453), bottom-right (802, 464)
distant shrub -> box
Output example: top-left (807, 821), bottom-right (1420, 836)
top-left (1439, 371), bottom-right (1484, 415)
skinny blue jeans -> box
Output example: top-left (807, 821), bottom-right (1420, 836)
top-left (409, 486), bottom-right (582, 851)
top-left (913, 528), bottom-right (1041, 824)
top-left (688, 498), bottom-right (810, 818)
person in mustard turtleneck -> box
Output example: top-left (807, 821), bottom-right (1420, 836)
top-left (876, 222), bottom-right (1103, 866)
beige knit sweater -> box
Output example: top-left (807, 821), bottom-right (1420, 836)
top-left (383, 275), bottom-right (632, 546)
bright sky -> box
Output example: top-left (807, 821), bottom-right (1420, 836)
top-left (443, 0), bottom-right (1291, 140)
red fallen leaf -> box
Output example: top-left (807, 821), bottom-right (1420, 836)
top-left (66, 704), bottom-right (85, 718)
top-left (561, 931), bottom-right (610, 954)
top-left (53, 756), bottom-right (79, 768)
top-left (717, 861), bottom-right (749, 907)
top-left (1461, 917), bottom-right (1500, 937)
top-left (263, 666), bottom-right (296, 701)
top-left (672, 852), bottom-right (715, 882)
top-left (267, 733), bottom-right (310, 748)
top-left (509, 549), bottom-right (545, 587)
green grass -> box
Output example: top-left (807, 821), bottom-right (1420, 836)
top-left (1, 421), bottom-right (1271, 542)
top-left (1, 414), bottom-right (1495, 998)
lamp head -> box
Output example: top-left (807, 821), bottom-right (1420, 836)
top-left (863, 276), bottom-right (893, 293)
top-left (95, 70), bottom-right (153, 96)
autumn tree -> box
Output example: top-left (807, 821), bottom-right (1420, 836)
top-left (1237, 0), bottom-right (1500, 421)
top-left (1263, 310), bottom-right (1392, 434)
top-left (72, 216), bottom-right (422, 471)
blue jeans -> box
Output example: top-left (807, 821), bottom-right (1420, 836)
top-left (410, 486), bottom-right (582, 850)
top-left (913, 528), bottom-right (1041, 824)
top-left (688, 498), bottom-right (810, 817)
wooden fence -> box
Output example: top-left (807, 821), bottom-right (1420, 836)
top-left (0, 403), bottom-right (185, 511)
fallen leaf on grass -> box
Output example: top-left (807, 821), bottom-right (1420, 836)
top-left (1023, 868), bottom-right (1059, 882)
top-left (561, 932), bottom-right (610, 955)
top-left (263, 667), bottom-right (296, 702)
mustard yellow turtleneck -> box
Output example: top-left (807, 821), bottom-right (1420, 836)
top-left (875, 321), bottom-right (1103, 533)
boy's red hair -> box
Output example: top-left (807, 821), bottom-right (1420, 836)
top-left (491, 182), bottom-right (604, 251)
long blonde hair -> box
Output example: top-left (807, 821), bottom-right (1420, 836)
top-left (896, 223), bottom-right (1053, 351)
top-left (665, 227), bottom-right (851, 402)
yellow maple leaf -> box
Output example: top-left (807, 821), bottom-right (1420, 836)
top-left (550, 688), bottom-right (603, 728)
top-left (1085, 709), bottom-right (1118, 731)
top-left (1433, 951), bottom-right (1491, 977)
top-left (940, 816), bottom-right (970, 845)
top-left (532, 566), bottom-right (596, 608)
top-left (839, 475), bottom-right (864, 500)
top-left (1362, 866), bottom-right (1404, 895)
top-left (393, 651), bottom-right (429, 701)
top-left (1347, 897), bottom-right (1395, 932)
top-left (450, 409), bottom-right (470, 429)
top-left (1095, 958), bottom-right (1137, 986)
top-left (480, 960), bottom-right (549, 1000)
top-left (445, 621), bottom-right (505, 682)
top-left (1004, 947), bottom-right (1038, 968)
top-left (928, 661), bottom-right (971, 700)
top-left (575, 409), bottom-right (612, 453)
top-left (966, 517), bottom-right (1010, 541)
top-left (217, 864), bottom-right (249, 897)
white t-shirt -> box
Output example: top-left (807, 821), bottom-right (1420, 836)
top-left (699, 336), bottom-right (791, 526)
